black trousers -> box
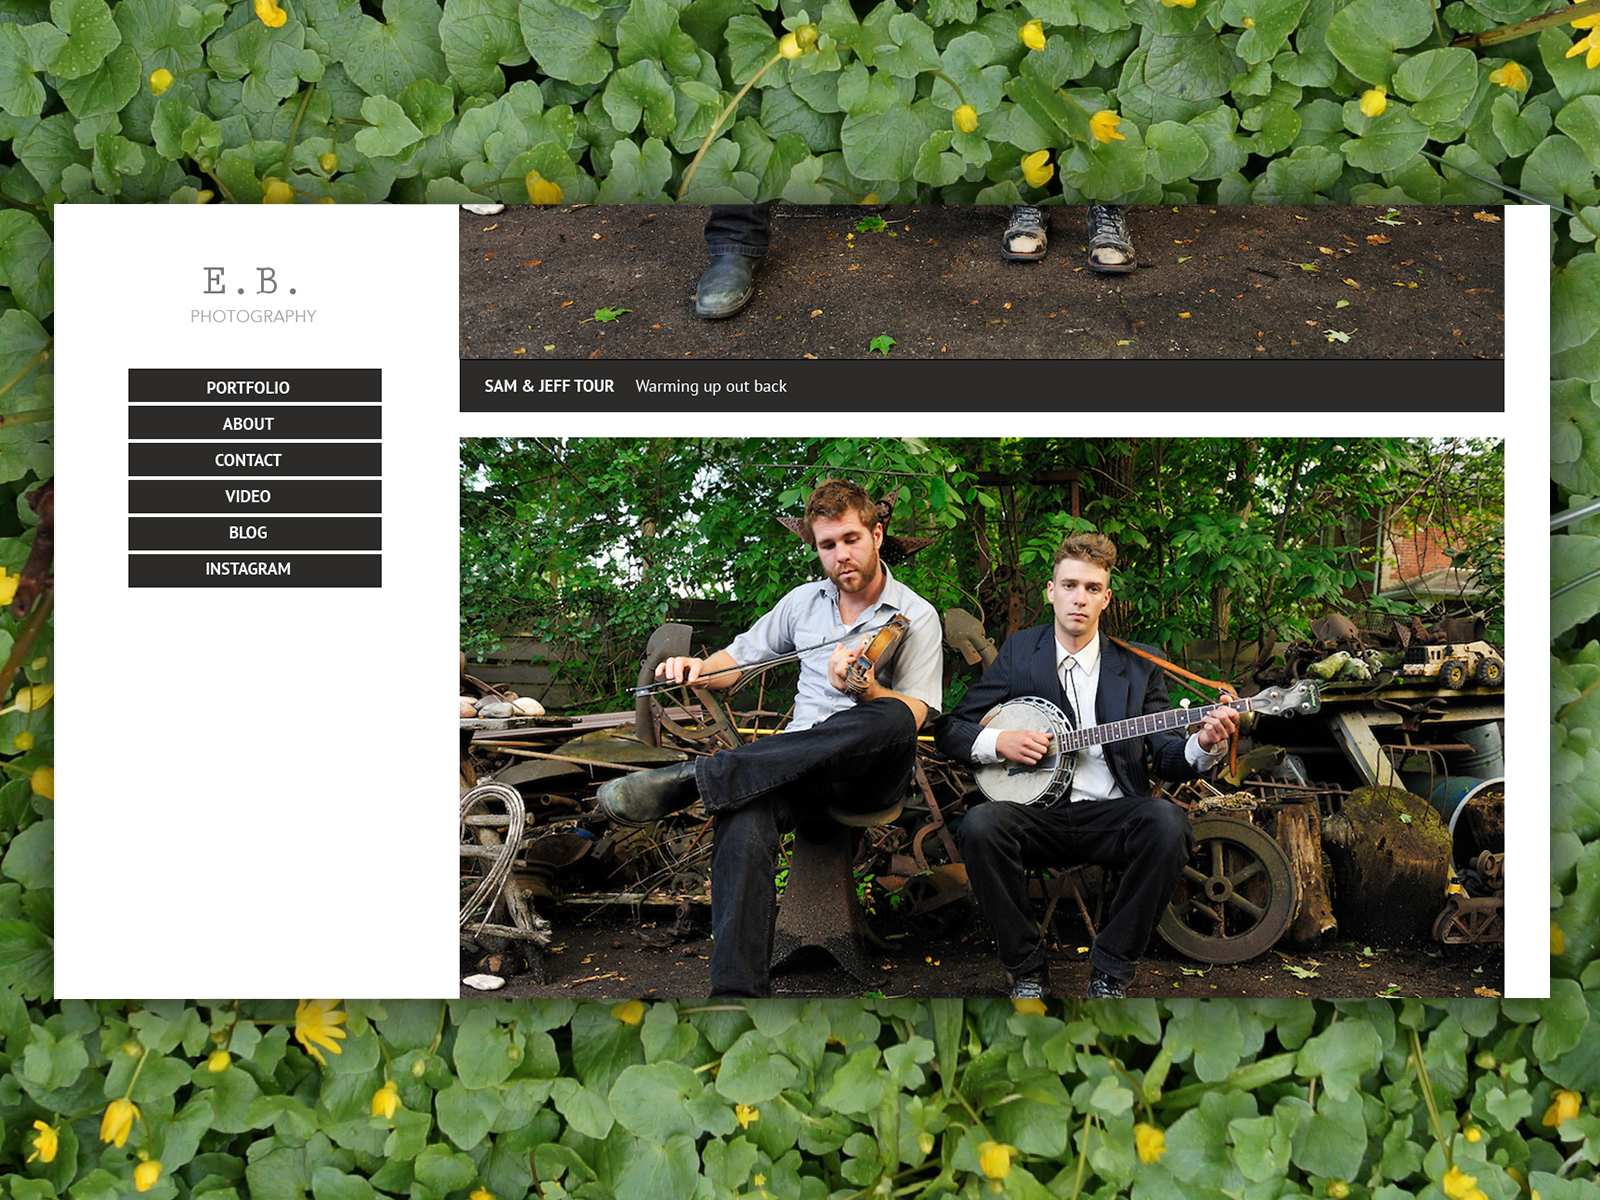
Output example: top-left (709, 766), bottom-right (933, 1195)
top-left (959, 795), bottom-right (1192, 983)
top-left (696, 698), bottom-right (918, 998)
top-left (705, 205), bottom-right (772, 257)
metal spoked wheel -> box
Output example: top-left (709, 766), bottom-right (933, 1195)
top-left (1157, 815), bottom-right (1296, 964)
top-left (633, 622), bottom-right (745, 753)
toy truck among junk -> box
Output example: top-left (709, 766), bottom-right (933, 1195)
top-left (1401, 641), bottom-right (1505, 688)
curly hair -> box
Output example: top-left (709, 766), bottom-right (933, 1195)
top-left (1052, 532), bottom-right (1117, 575)
top-left (803, 478), bottom-right (879, 538)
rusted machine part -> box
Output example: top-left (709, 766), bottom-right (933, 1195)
top-left (635, 622), bottom-right (692, 747)
top-left (1157, 815), bottom-right (1296, 964)
top-left (1037, 866), bottom-right (1099, 942)
top-left (771, 803), bottom-right (903, 983)
top-left (889, 864), bottom-right (973, 936)
top-left (944, 608), bottom-right (998, 668)
top-left (1433, 896), bottom-right (1504, 944)
top-left (910, 759), bottom-right (962, 874)
top-left (1474, 850), bottom-right (1504, 890)
top-left (460, 783), bottom-right (552, 949)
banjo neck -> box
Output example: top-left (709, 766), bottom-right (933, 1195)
top-left (1061, 696), bottom-right (1255, 753)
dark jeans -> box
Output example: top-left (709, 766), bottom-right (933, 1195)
top-left (959, 795), bottom-right (1191, 983)
top-left (698, 698), bottom-right (918, 998)
top-left (705, 205), bottom-right (772, 257)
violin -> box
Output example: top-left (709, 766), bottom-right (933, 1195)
top-left (843, 613), bottom-right (911, 696)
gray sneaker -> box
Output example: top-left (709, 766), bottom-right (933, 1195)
top-left (1085, 205), bottom-right (1136, 274)
top-left (1009, 966), bottom-right (1050, 999)
top-left (1086, 967), bottom-right (1129, 999)
top-left (1002, 205), bottom-right (1049, 261)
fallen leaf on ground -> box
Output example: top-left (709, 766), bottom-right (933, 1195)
top-left (1367, 234), bottom-right (1390, 245)
top-left (1473, 212), bottom-right (1500, 222)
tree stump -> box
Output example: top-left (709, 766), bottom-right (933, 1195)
top-left (1321, 786), bottom-right (1451, 945)
top-left (1265, 801), bottom-right (1336, 947)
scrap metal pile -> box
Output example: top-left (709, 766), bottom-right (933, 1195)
top-left (459, 607), bottom-right (1505, 982)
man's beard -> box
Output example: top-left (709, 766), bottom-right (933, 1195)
top-left (831, 546), bottom-right (882, 593)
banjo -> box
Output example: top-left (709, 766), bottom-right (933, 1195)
top-left (974, 680), bottom-right (1323, 805)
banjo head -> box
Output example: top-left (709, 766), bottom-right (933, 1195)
top-left (974, 696), bottom-right (1074, 805)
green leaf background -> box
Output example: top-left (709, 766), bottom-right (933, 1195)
top-left (0, 0), bottom-right (1597, 1195)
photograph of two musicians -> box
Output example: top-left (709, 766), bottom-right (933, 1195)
top-left (599, 477), bottom-right (1239, 1002)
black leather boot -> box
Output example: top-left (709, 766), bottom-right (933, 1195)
top-left (694, 255), bottom-right (762, 318)
top-left (595, 760), bottom-right (700, 827)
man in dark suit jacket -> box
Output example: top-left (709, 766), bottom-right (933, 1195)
top-left (936, 532), bottom-right (1238, 999)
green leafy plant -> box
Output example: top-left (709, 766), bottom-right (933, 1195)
top-left (592, 306), bottom-right (632, 322)
top-left (869, 334), bottom-right (896, 356)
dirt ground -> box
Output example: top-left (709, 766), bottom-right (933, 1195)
top-left (464, 897), bottom-right (1504, 1002)
top-left (458, 204), bottom-right (1505, 361)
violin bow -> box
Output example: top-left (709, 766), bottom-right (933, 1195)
top-left (630, 621), bottom-right (897, 697)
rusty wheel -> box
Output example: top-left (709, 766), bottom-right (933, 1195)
top-left (633, 622), bottom-right (745, 753)
top-left (1158, 816), bottom-right (1295, 964)
top-left (1432, 897), bottom-right (1504, 944)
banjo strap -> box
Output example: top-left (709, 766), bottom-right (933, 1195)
top-left (1106, 636), bottom-right (1239, 777)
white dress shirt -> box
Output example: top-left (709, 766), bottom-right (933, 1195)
top-left (969, 633), bottom-right (1225, 802)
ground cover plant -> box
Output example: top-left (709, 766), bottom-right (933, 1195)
top-left (0, 0), bottom-right (1597, 219)
top-left (1, 3), bottom-right (1597, 1196)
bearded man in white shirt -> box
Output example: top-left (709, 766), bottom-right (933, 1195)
top-left (936, 532), bottom-right (1238, 1000)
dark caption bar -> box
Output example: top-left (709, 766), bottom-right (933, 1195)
top-left (461, 359), bottom-right (1503, 412)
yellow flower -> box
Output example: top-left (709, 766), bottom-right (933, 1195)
top-left (471, 1189), bottom-right (494, 1200)
top-left (795, 23), bottom-right (819, 49)
top-left (860, 193), bottom-right (880, 204)
top-left (1567, 27), bottom-right (1600, 70)
top-left (149, 68), bottom-right (174, 96)
top-left (735, 1103), bottom-right (760, 1129)
top-left (15, 683), bottom-right (51, 712)
top-left (319, 152), bottom-right (339, 174)
top-left (100, 1098), bottom-right (139, 1147)
top-left (611, 999), bottom-right (645, 1025)
top-left (1012, 997), bottom-right (1047, 1016)
top-left (1160, 0), bottom-right (1197, 7)
top-left (1444, 1166), bottom-right (1487, 1200)
top-left (978, 1141), bottom-right (1014, 1180)
top-left (206, 1049), bottom-right (231, 1072)
top-left (28, 1120), bottom-right (57, 1164)
top-left (1543, 1088), bottom-right (1582, 1128)
top-left (1359, 85), bottom-right (1387, 117)
top-left (1327, 1183), bottom-right (1350, 1200)
top-left (525, 170), bottom-right (563, 205)
top-left (1489, 61), bottom-right (1529, 91)
top-left (135, 1161), bottom-right (162, 1193)
top-left (1020, 149), bottom-right (1054, 188)
top-left (254, 0), bottom-right (287, 27)
top-left (779, 32), bottom-right (802, 59)
top-left (1553, 920), bottom-right (1567, 955)
top-left (1463, 1125), bottom-right (1483, 1143)
top-left (13, 731), bottom-right (33, 751)
top-left (293, 999), bottom-right (347, 1065)
top-left (371, 1079), bottom-right (401, 1119)
top-left (0, 569), bottom-right (17, 606)
top-left (262, 178), bottom-right (294, 204)
top-left (1089, 109), bottom-right (1126, 143)
top-left (31, 766), bottom-right (52, 799)
top-left (954, 104), bottom-right (979, 134)
top-left (1019, 19), bottom-right (1046, 50)
top-left (1135, 1122), bottom-right (1167, 1164)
